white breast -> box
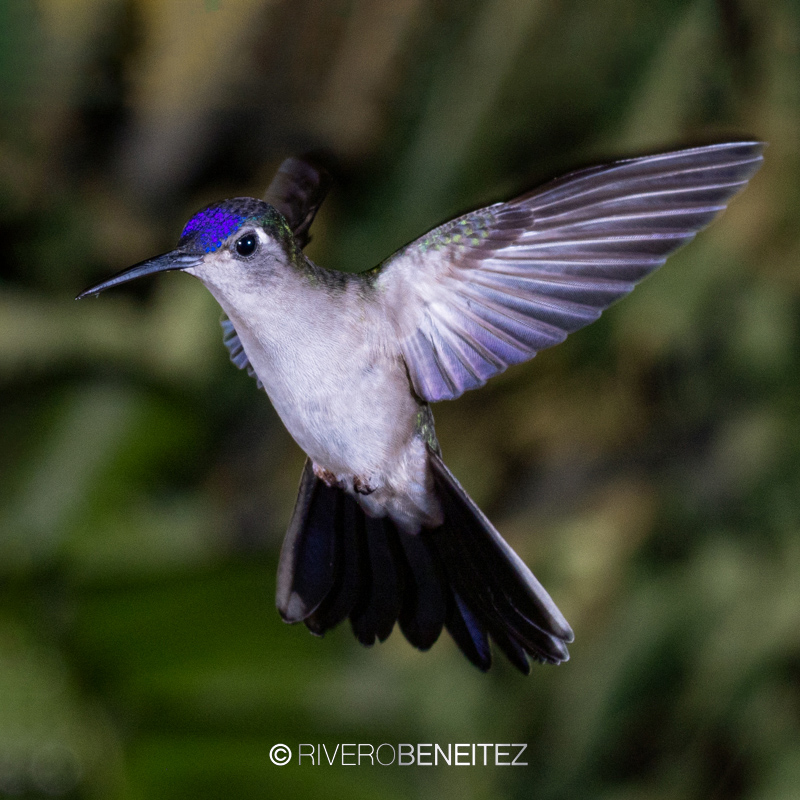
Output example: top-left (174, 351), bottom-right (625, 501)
top-left (218, 278), bottom-right (419, 478)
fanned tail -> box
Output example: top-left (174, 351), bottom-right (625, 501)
top-left (276, 453), bottom-right (572, 673)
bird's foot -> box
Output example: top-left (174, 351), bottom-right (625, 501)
top-left (312, 464), bottom-right (376, 495)
top-left (353, 476), bottom-right (376, 495)
top-left (313, 464), bottom-right (342, 488)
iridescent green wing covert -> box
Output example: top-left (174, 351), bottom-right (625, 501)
top-left (375, 142), bottom-right (764, 402)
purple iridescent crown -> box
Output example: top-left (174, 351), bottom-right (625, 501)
top-left (179, 198), bottom-right (273, 253)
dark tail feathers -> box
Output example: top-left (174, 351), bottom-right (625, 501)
top-left (276, 451), bottom-right (573, 673)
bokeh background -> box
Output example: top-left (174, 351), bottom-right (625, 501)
top-left (1, 0), bottom-right (799, 798)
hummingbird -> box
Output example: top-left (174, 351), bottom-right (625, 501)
top-left (78, 142), bottom-right (763, 673)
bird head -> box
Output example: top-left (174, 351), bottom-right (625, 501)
top-left (77, 198), bottom-right (300, 300)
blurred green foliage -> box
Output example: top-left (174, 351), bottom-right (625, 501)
top-left (1, 0), bottom-right (799, 798)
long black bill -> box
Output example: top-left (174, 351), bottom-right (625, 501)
top-left (76, 251), bottom-right (203, 299)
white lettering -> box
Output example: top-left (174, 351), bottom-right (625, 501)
top-left (495, 744), bottom-right (510, 766)
top-left (341, 744), bottom-right (356, 765)
top-left (434, 743), bottom-right (451, 765)
top-left (398, 744), bottom-right (414, 765)
top-left (298, 744), bottom-right (315, 765)
top-left (322, 744), bottom-right (339, 765)
top-left (376, 744), bottom-right (395, 765)
top-left (286, 741), bottom-right (530, 767)
top-left (358, 744), bottom-right (374, 765)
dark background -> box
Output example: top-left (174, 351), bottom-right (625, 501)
top-left (1, 1), bottom-right (798, 798)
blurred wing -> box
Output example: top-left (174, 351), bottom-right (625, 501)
top-left (221, 315), bottom-right (263, 388)
top-left (223, 156), bottom-right (333, 380)
top-left (376, 142), bottom-right (764, 402)
top-left (262, 155), bottom-right (333, 248)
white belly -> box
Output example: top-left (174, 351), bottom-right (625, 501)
top-left (208, 275), bottom-right (442, 531)
top-left (230, 304), bottom-right (418, 476)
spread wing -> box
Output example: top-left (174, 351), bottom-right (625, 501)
top-left (375, 142), bottom-right (764, 402)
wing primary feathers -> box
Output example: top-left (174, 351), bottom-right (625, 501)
top-left (468, 270), bottom-right (634, 309)
top-left (379, 142), bottom-right (763, 402)
top-left (529, 203), bottom-right (726, 229)
top-left (523, 142), bottom-right (763, 212)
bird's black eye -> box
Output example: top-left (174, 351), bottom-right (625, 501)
top-left (235, 234), bottom-right (257, 257)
